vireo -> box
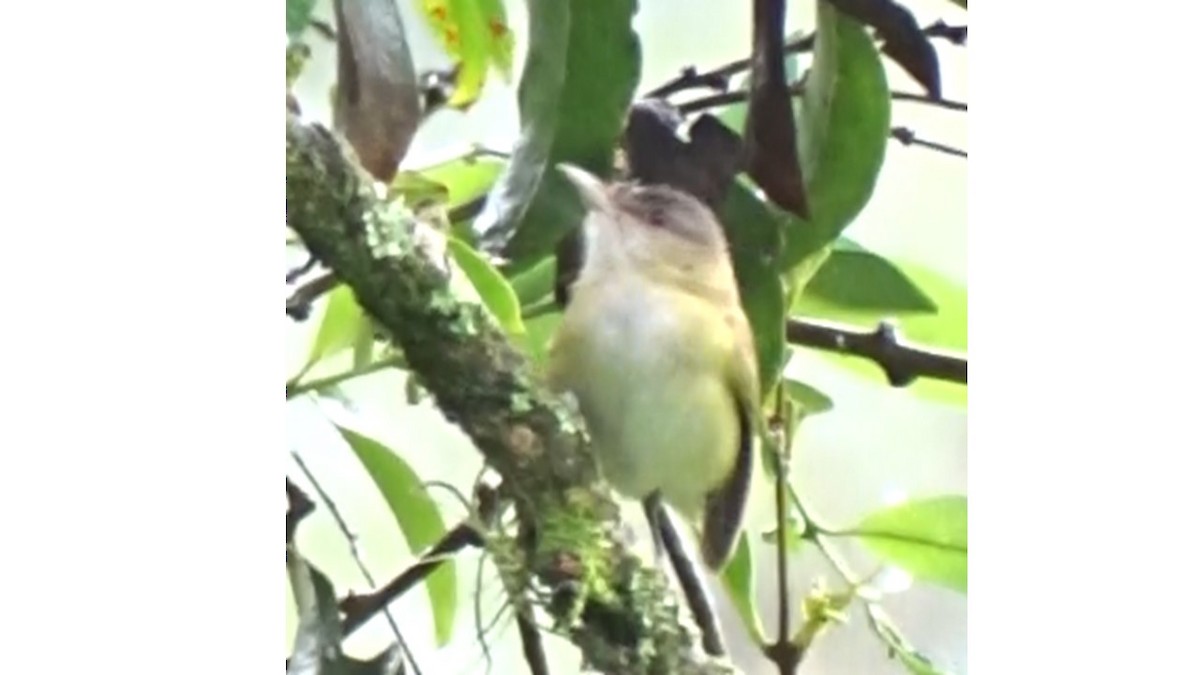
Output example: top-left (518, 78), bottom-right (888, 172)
top-left (547, 164), bottom-right (760, 570)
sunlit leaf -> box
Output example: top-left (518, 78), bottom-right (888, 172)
top-left (334, 424), bottom-right (458, 644)
top-left (721, 534), bottom-right (765, 644)
top-left (419, 153), bottom-right (506, 211)
top-left (333, 0), bottom-right (421, 182)
top-left (784, 0), bottom-right (891, 271)
top-left (286, 0), bottom-right (319, 39)
top-left (853, 495), bottom-right (967, 594)
top-left (446, 237), bottom-right (526, 338)
top-left (419, 0), bottom-right (515, 108)
top-left (388, 171), bottom-right (451, 210)
top-left (300, 285), bottom-right (368, 378)
top-left (783, 378), bottom-right (833, 416)
top-left (473, 0), bottom-right (640, 270)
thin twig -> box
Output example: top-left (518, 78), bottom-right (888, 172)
top-left (291, 452), bottom-right (424, 675)
top-left (892, 91), bottom-right (967, 112)
top-left (646, 22), bottom-right (966, 100)
top-left (891, 127), bottom-right (967, 159)
top-left (287, 270), bottom-right (340, 321)
top-left (677, 85), bottom-right (967, 116)
top-left (786, 318), bottom-right (967, 387)
top-left (339, 522), bottom-right (485, 638)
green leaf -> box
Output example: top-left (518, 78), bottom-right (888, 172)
top-left (286, 0), bottom-right (319, 39)
top-left (446, 236), bottom-right (526, 338)
top-left (299, 285), bottom-right (369, 379)
top-left (286, 547), bottom-right (342, 674)
top-left (516, 310), bottom-right (562, 366)
top-left (784, 0), bottom-right (891, 270)
top-left (719, 178), bottom-right (788, 397)
top-left (418, 153), bottom-right (506, 211)
top-left (507, 255), bottom-right (557, 308)
top-left (473, 0), bottom-right (640, 270)
top-left (334, 424), bottom-right (458, 644)
top-left (801, 238), bottom-right (937, 313)
top-left (783, 378), bottom-right (833, 417)
top-left (852, 495), bottom-right (967, 594)
top-left (720, 534), bottom-right (765, 644)
top-left (388, 171), bottom-right (451, 210)
top-left (419, 0), bottom-right (515, 108)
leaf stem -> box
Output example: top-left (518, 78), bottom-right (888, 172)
top-left (286, 355), bottom-right (407, 399)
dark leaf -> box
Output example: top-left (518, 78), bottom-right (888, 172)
top-left (333, 0), bottom-right (422, 183)
top-left (473, 0), bottom-right (640, 269)
top-left (287, 0), bottom-right (320, 39)
top-left (286, 547), bottom-right (342, 674)
top-left (825, 0), bottom-right (941, 97)
top-left (623, 100), bottom-right (743, 211)
top-left (743, 0), bottom-right (810, 219)
top-left (801, 238), bottom-right (938, 313)
top-left (720, 535), bottom-right (765, 644)
top-left (783, 0), bottom-right (891, 271)
top-left (719, 179), bottom-right (788, 397)
top-left (853, 495), bottom-right (967, 594)
top-left (334, 424), bottom-right (458, 644)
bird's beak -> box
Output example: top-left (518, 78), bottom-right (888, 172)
top-left (557, 163), bottom-right (612, 213)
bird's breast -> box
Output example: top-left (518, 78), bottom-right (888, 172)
top-left (550, 275), bottom-right (740, 519)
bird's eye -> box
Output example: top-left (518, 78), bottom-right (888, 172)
top-left (646, 210), bottom-right (666, 228)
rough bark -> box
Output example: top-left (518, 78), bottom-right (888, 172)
top-left (286, 115), bottom-right (735, 675)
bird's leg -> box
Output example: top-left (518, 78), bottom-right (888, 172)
top-left (641, 491), bottom-right (668, 566)
top-left (642, 491), bottom-right (728, 657)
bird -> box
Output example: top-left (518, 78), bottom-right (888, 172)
top-left (545, 164), bottom-right (760, 571)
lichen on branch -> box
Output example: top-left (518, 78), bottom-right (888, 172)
top-left (285, 115), bottom-right (734, 674)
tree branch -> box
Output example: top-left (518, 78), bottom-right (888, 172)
top-left (340, 522), bottom-right (484, 637)
top-left (786, 318), bottom-right (967, 386)
top-left (287, 115), bottom-right (734, 674)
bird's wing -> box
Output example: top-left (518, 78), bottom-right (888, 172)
top-left (699, 309), bottom-right (761, 570)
